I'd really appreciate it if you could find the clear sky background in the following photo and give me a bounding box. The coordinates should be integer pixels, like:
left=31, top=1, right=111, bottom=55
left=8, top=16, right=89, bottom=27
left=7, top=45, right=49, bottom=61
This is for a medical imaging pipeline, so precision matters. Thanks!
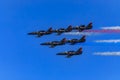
left=1, top=0, right=120, bottom=80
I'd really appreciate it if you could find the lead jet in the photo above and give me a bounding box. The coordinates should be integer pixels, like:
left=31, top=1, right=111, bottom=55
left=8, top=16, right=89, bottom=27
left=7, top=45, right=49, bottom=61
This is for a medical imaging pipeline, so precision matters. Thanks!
left=73, top=22, right=93, bottom=32
left=56, top=48, right=82, bottom=58
left=40, top=38, right=67, bottom=48
left=68, top=35, right=86, bottom=45
left=54, top=25, right=73, bottom=35
left=28, top=27, right=53, bottom=37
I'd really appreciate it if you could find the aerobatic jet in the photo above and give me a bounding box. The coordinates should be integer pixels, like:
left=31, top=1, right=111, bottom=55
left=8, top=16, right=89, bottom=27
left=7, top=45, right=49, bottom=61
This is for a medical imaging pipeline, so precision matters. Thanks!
left=73, top=22, right=93, bottom=32
left=54, top=25, right=73, bottom=35
left=40, top=38, right=67, bottom=48
left=68, top=35, right=86, bottom=45
left=56, top=48, right=82, bottom=58
left=28, top=27, right=53, bottom=37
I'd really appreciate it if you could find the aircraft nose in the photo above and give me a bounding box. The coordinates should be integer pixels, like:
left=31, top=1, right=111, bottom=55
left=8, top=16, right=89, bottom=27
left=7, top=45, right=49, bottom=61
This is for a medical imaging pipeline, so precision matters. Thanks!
left=28, top=33, right=32, bottom=35
left=40, top=43, right=45, bottom=45
left=28, top=32, right=37, bottom=35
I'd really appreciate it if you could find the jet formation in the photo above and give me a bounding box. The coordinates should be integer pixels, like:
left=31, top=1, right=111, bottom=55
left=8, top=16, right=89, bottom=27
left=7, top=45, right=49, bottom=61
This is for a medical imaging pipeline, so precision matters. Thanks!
left=40, top=35, right=86, bottom=48
left=28, top=22, right=92, bottom=37
left=28, top=22, right=93, bottom=58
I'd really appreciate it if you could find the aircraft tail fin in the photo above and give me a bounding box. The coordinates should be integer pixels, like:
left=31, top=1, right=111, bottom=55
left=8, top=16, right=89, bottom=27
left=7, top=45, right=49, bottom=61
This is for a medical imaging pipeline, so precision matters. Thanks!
left=61, top=38, right=67, bottom=43
left=80, top=35, right=86, bottom=40
left=66, top=25, right=72, bottom=31
left=48, top=27, right=52, bottom=32
left=76, top=48, right=82, bottom=54
left=86, top=22, right=92, bottom=29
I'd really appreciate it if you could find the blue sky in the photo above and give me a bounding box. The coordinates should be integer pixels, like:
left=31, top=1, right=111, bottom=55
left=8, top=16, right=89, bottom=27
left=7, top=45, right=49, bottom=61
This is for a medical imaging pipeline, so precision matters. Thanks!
left=1, top=0, right=120, bottom=80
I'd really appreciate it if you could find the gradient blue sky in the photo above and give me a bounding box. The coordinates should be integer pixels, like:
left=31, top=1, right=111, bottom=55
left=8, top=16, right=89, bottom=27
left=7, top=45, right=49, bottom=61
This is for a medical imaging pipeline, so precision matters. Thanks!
left=1, top=0, right=120, bottom=80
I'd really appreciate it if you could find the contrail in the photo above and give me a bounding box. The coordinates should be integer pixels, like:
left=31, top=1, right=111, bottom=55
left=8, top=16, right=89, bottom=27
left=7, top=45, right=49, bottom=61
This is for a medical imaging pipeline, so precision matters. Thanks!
left=95, top=39, right=120, bottom=43
left=94, top=52, right=120, bottom=56
left=64, top=32, right=100, bottom=36
left=101, top=26, right=120, bottom=30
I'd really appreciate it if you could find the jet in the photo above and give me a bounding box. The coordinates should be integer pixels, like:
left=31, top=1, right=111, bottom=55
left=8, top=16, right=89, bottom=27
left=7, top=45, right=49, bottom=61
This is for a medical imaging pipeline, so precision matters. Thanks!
left=28, top=27, right=53, bottom=37
left=40, top=38, right=67, bottom=48
left=56, top=48, right=82, bottom=58
left=54, top=25, right=73, bottom=35
left=68, top=35, right=86, bottom=45
left=73, top=22, right=93, bottom=32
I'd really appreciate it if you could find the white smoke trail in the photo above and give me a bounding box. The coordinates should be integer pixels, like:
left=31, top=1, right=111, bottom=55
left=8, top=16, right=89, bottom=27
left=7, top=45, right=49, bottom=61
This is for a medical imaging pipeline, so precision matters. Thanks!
left=94, top=52, right=120, bottom=56
left=64, top=32, right=100, bottom=36
left=101, top=26, right=120, bottom=30
left=95, top=39, right=120, bottom=43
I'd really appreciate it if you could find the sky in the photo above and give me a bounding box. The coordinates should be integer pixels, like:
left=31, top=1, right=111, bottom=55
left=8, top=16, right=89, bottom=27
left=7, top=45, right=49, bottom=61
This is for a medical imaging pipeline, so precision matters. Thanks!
left=1, top=0, right=120, bottom=80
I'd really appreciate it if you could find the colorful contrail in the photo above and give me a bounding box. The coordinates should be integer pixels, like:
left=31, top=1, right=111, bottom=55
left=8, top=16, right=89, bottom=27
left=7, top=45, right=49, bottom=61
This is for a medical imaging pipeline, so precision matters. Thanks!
left=94, top=52, right=120, bottom=56
left=64, top=26, right=120, bottom=36
left=101, top=26, right=120, bottom=30
left=64, top=32, right=100, bottom=36
left=95, top=39, right=120, bottom=43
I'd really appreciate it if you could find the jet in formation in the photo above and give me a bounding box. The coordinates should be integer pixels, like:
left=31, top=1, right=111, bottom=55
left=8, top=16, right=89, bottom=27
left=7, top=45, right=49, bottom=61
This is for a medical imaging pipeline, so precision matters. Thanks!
left=40, top=38, right=67, bottom=48
left=28, top=22, right=92, bottom=37
left=40, top=35, right=86, bottom=48
left=28, top=27, right=53, bottom=37
left=54, top=25, right=73, bottom=35
left=68, top=35, right=86, bottom=45
left=73, top=22, right=93, bottom=32
left=28, top=22, right=93, bottom=58
left=57, top=48, right=82, bottom=58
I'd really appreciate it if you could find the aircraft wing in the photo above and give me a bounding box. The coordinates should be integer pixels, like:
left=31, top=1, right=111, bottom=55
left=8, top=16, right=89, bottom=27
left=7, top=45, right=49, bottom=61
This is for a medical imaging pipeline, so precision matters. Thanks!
left=66, top=55, right=73, bottom=58
left=79, top=28, right=85, bottom=32
left=69, top=40, right=79, bottom=45
left=70, top=42, right=77, bottom=45
left=50, top=44, right=56, bottom=48
left=37, top=34, right=43, bottom=37
left=57, top=32, right=63, bottom=35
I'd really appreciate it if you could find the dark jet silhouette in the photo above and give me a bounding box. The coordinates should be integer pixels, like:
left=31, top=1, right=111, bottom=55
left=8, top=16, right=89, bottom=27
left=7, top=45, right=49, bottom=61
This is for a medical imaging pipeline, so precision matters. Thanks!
left=57, top=48, right=82, bottom=58
left=54, top=25, right=73, bottom=35
left=40, top=38, right=67, bottom=48
left=28, top=27, right=53, bottom=37
left=73, top=22, right=93, bottom=32
left=68, top=35, right=86, bottom=45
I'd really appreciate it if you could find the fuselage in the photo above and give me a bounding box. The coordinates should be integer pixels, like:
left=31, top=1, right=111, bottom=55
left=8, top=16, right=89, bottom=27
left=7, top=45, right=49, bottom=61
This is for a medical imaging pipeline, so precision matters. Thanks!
left=41, top=41, right=65, bottom=46
left=68, top=38, right=85, bottom=44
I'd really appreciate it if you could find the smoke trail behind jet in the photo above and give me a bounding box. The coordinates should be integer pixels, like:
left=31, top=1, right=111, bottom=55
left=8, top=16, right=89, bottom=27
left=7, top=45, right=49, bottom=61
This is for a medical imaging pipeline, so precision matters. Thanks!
left=101, top=26, right=120, bottom=30
left=64, top=32, right=100, bottom=36
left=94, top=52, right=120, bottom=56
left=95, top=39, right=120, bottom=43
